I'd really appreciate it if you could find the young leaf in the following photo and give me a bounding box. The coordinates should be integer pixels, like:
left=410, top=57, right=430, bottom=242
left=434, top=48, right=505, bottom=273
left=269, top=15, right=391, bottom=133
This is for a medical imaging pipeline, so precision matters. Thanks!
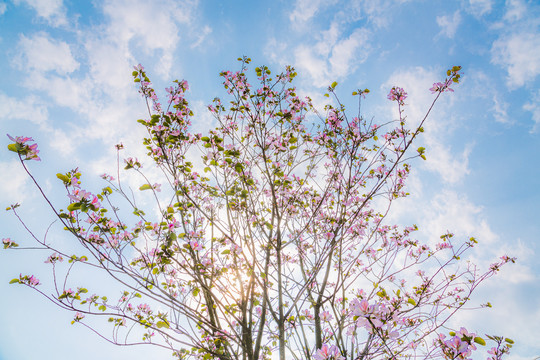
left=139, top=184, right=152, bottom=191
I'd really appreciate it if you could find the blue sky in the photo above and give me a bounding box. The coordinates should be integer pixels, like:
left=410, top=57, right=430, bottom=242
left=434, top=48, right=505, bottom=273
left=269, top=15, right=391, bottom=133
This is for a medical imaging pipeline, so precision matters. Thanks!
left=0, top=0, right=539, bottom=359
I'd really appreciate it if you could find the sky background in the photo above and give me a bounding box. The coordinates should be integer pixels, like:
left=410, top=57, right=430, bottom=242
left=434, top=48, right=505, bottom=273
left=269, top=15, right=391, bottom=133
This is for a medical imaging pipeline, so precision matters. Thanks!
left=0, top=0, right=539, bottom=359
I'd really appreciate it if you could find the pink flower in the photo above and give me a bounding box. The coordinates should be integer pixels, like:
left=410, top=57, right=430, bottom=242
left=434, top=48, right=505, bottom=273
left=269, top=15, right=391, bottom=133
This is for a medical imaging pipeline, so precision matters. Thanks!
left=387, top=87, right=407, bottom=105
left=45, top=253, right=63, bottom=264
left=2, top=238, right=18, bottom=249
left=313, top=344, right=344, bottom=360
left=189, top=240, right=203, bottom=251
left=19, top=274, right=40, bottom=286
left=100, top=173, right=115, bottom=181
left=320, top=311, right=333, bottom=322
left=74, top=312, right=85, bottom=322
left=7, top=134, right=41, bottom=161
left=430, top=78, right=455, bottom=94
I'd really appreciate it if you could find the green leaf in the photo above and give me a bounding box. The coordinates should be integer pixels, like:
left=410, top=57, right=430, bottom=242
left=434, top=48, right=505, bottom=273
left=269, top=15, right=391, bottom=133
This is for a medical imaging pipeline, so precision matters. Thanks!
left=67, top=202, right=81, bottom=212
left=504, top=338, right=514, bottom=344
left=156, top=320, right=170, bottom=329
left=9, top=278, right=20, bottom=284
left=139, top=184, right=152, bottom=191
left=7, top=144, right=20, bottom=153
left=192, top=288, right=200, bottom=297
left=56, top=173, right=70, bottom=183
left=474, top=337, right=486, bottom=346
left=234, top=163, right=244, bottom=173
left=407, top=298, right=416, bottom=306
left=330, top=81, right=338, bottom=89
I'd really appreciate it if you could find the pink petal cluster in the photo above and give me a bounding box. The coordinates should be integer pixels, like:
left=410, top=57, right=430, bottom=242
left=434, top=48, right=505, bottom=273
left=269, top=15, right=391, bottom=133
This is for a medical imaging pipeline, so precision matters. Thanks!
left=7, top=134, right=40, bottom=161
left=437, top=327, right=477, bottom=360
left=2, top=238, right=18, bottom=249
left=313, top=344, right=345, bottom=360
left=387, top=87, right=407, bottom=105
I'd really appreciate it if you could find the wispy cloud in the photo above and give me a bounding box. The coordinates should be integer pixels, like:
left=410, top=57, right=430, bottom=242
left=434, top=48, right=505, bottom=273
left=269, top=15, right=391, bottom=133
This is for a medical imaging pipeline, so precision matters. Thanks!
left=294, top=24, right=370, bottom=87
left=289, top=0, right=330, bottom=25
left=12, top=0, right=68, bottom=27
left=0, top=92, right=49, bottom=126
left=101, top=0, right=196, bottom=79
left=468, top=0, right=493, bottom=17
left=491, top=32, right=540, bottom=89
left=436, top=10, right=462, bottom=39
left=13, top=32, right=78, bottom=75
left=503, top=0, right=527, bottom=23
left=523, top=89, right=540, bottom=132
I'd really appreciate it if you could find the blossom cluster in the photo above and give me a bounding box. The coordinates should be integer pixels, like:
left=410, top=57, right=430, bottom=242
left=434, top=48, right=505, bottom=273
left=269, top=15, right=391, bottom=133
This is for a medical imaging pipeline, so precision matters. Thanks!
left=2, top=238, right=18, bottom=249
left=7, top=134, right=40, bottom=161
left=436, top=328, right=478, bottom=360
left=19, top=274, right=40, bottom=287
left=313, top=344, right=345, bottom=360
left=387, top=86, right=407, bottom=105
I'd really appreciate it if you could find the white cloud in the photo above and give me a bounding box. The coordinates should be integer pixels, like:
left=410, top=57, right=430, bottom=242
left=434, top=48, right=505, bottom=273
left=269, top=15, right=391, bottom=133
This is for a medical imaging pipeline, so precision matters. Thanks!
left=14, top=32, right=79, bottom=75
left=289, top=0, right=329, bottom=25
left=491, top=32, right=540, bottom=89
left=348, top=0, right=411, bottom=28
left=12, top=0, right=67, bottom=27
left=436, top=10, right=461, bottom=39
left=264, top=37, right=289, bottom=66
left=24, top=73, right=93, bottom=110
left=101, top=0, right=195, bottom=79
left=523, top=89, right=540, bottom=133
left=492, top=95, right=510, bottom=123
left=465, top=70, right=512, bottom=124
left=503, top=0, right=527, bottom=23
left=294, top=25, right=370, bottom=87
left=424, top=190, right=498, bottom=244
left=0, top=2, right=7, bottom=15
left=0, top=160, right=34, bottom=204
left=468, top=0, right=493, bottom=17
left=191, top=25, right=212, bottom=49
left=83, top=38, right=133, bottom=94
left=0, top=92, right=48, bottom=126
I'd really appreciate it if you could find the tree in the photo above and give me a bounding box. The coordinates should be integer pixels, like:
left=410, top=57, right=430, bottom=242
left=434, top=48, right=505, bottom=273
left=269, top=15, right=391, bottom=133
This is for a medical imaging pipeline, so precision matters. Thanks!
left=3, top=57, right=515, bottom=360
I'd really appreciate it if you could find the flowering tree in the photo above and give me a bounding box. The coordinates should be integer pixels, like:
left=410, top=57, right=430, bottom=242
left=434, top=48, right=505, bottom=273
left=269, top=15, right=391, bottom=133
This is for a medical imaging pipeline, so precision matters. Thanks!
left=4, top=57, right=515, bottom=360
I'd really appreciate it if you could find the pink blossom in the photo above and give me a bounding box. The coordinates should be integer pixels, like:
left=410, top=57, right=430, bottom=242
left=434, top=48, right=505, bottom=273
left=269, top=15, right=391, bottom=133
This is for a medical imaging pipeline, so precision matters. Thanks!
left=387, top=87, right=407, bottom=105
left=430, top=78, right=455, bottom=94
left=18, top=274, right=40, bottom=286
left=320, top=311, right=333, bottom=322
left=100, top=173, right=115, bottom=181
left=45, top=253, right=63, bottom=264
left=313, top=344, right=344, bottom=360
left=2, top=238, right=18, bottom=249
left=7, top=134, right=41, bottom=161
left=73, top=312, right=85, bottom=322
